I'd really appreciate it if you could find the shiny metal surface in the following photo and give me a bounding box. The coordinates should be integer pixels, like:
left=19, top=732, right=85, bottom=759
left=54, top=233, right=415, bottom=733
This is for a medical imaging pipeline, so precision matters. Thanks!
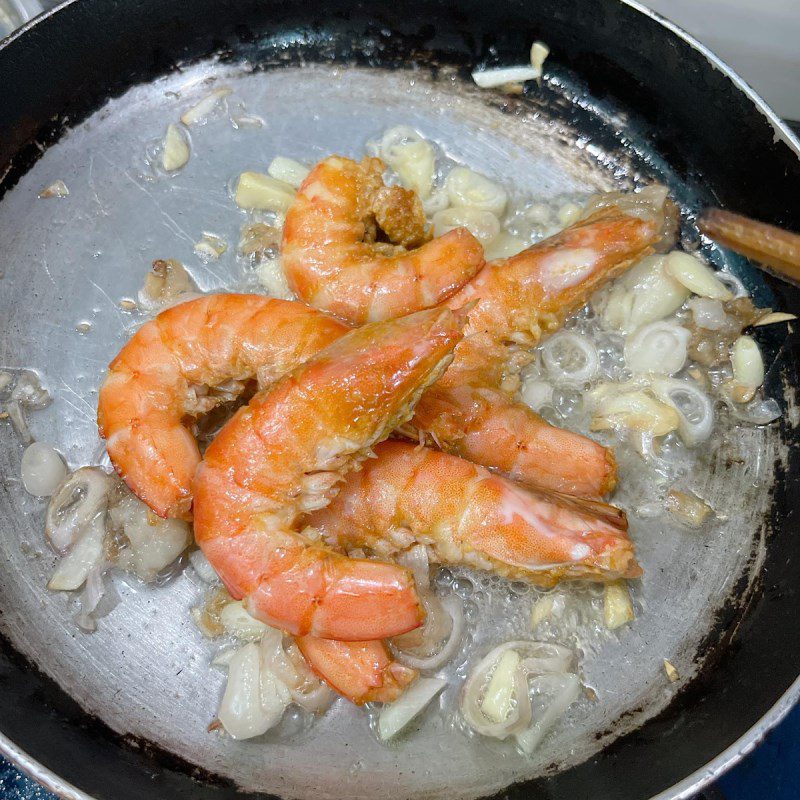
left=0, top=5, right=796, bottom=798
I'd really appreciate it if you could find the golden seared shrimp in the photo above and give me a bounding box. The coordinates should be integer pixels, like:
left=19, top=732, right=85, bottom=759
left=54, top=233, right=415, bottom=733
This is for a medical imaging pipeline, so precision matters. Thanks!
left=309, top=441, right=639, bottom=586
left=296, top=637, right=416, bottom=705
left=282, top=156, right=485, bottom=325
left=406, top=187, right=678, bottom=497
left=192, top=307, right=463, bottom=641
left=97, top=295, right=348, bottom=520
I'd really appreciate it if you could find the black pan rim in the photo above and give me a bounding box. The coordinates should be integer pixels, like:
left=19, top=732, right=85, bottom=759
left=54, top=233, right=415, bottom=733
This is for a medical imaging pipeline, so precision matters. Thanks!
left=1, top=0, right=799, bottom=798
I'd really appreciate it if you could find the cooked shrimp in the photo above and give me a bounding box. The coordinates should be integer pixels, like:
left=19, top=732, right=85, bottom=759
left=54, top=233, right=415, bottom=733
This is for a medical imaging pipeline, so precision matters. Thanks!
left=406, top=186, right=678, bottom=496
left=411, top=384, right=617, bottom=497
left=282, top=156, right=485, bottom=325
left=97, top=294, right=348, bottom=520
left=192, top=307, right=463, bottom=640
left=296, top=636, right=416, bottom=704
left=309, top=441, right=639, bottom=586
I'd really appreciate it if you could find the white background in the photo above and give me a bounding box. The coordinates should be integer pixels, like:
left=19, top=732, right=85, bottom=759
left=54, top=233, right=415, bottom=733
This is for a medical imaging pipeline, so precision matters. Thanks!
left=642, top=0, right=800, bottom=120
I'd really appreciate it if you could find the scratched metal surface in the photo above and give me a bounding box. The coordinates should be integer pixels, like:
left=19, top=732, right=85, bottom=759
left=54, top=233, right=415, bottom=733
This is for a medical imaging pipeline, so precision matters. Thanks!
left=0, top=62, right=783, bottom=799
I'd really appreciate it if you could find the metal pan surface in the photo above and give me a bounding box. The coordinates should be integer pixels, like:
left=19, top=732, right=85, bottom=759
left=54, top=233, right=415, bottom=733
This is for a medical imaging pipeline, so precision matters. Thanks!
left=0, top=1, right=798, bottom=799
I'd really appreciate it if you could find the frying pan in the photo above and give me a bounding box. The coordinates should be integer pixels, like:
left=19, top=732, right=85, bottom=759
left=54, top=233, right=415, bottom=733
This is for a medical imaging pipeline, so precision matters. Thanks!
left=1, top=1, right=799, bottom=798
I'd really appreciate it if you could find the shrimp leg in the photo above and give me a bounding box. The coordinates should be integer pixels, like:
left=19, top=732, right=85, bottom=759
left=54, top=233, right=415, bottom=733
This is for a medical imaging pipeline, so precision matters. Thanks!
left=192, top=307, right=464, bottom=640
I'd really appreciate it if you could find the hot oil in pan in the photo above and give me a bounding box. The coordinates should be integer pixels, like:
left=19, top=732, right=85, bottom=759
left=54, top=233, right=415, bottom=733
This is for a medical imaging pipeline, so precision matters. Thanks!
left=0, top=60, right=786, bottom=798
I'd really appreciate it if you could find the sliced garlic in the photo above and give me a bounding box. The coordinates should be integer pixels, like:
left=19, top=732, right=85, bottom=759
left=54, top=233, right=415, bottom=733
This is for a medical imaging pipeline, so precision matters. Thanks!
left=663, top=660, right=680, bottom=682
left=603, top=581, right=634, bottom=630
left=161, top=124, right=190, bottom=171
left=731, top=335, right=764, bottom=390
left=520, top=379, right=554, bottom=412
left=433, top=207, right=501, bottom=246
left=595, top=255, right=690, bottom=334
left=267, top=157, right=310, bottom=190
left=220, top=601, right=269, bottom=640
left=256, top=257, right=293, bottom=300
left=663, top=252, right=733, bottom=301
left=235, top=172, right=296, bottom=213
left=445, top=166, right=508, bottom=216
left=180, top=87, right=232, bottom=125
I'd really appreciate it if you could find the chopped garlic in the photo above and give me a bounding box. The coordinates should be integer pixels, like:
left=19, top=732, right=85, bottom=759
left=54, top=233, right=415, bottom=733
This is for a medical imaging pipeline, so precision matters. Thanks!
left=529, top=41, right=550, bottom=78
left=38, top=180, right=69, bottom=199
left=161, top=124, right=190, bottom=171
left=180, top=87, right=232, bottom=125
left=472, top=66, right=543, bottom=89
left=665, top=490, right=714, bottom=528
left=663, top=252, right=733, bottom=301
left=256, top=257, right=293, bottom=300
left=530, top=594, right=555, bottom=628
left=220, top=601, right=269, bottom=640
left=557, top=202, right=582, bottom=228
left=663, top=660, right=680, bottom=682
left=193, top=232, right=227, bottom=261
left=731, top=335, right=765, bottom=391
left=267, top=157, right=310, bottom=190
left=753, top=311, right=797, bottom=326
left=604, top=581, right=634, bottom=630
left=235, top=171, right=296, bottom=213
left=433, top=207, right=501, bottom=246
left=485, top=232, right=527, bottom=260
left=481, top=649, right=521, bottom=722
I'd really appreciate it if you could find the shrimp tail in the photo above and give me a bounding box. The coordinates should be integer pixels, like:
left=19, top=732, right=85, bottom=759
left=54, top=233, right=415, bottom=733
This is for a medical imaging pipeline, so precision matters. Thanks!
left=296, top=636, right=417, bottom=705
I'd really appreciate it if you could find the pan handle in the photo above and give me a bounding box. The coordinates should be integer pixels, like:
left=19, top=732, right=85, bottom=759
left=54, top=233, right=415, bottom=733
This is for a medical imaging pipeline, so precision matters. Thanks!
left=698, top=208, right=800, bottom=286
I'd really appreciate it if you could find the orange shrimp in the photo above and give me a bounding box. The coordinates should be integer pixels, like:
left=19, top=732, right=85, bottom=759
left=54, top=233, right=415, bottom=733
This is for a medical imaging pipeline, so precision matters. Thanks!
left=282, top=156, right=485, bottom=325
left=192, top=307, right=463, bottom=641
left=309, top=441, right=639, bottom=586
left=97, top=294, right=348, bottom=520
left=295, top=637, right=416, bottom=704
left=406, top=186, right=678, bottom=497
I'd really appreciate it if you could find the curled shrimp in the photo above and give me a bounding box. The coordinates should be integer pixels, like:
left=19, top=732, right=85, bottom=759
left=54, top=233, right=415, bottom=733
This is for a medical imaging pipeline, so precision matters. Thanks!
left=97, top=295, right=349, bottom=520
left=309, top=440, right=639, bottom=586
left=295, top=637, right=416, bottom=704
left=192, top=307, right=463, bottom=641
left=282, top=156, right=485, bottom=325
